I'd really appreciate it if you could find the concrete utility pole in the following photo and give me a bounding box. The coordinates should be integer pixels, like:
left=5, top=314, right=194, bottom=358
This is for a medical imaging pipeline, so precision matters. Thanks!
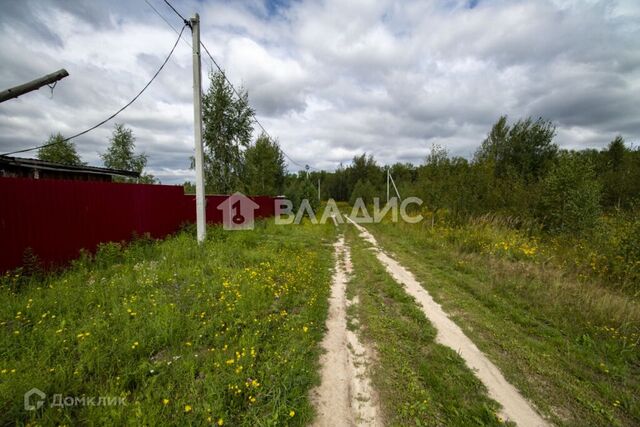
left=0, top=69, right=69, bottom=103
left=191, top=14, right=206, bottom=243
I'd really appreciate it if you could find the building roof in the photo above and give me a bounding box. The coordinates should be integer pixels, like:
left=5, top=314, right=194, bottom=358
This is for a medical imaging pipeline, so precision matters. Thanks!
left=0, top=155, right=140, bottom=179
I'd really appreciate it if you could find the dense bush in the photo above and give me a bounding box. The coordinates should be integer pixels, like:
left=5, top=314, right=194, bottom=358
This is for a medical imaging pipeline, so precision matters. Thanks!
left=537, top=154, right=602, bottom=234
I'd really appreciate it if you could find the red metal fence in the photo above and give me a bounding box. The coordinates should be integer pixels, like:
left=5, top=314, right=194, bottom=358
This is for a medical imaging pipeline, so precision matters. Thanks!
left=0, top=177, right=279, bottom=273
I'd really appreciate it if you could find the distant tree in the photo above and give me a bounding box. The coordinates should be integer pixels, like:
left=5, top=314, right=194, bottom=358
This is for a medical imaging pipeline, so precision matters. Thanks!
left=349, top=179, right=377, bottom=205
left=418, top=144, right=452, bottom=221
left=285, top=173, right=319, bottom=211
left=601, top=136, right=632, bottom=208
left=183, top=181, right=195, bottom=194
left=200, top=70, right=254, bottom=193
left=101, top=123, right=156, bottom=183
left=37, top=133, right=84, bottom=166
left=606, top=135, right=626, bottom=172
left=348, top=154, right=383, bottom=192
left=243, top=133, right=286, bottom=195
left=325, top=163, right=349, bottom=201
left=475, top=116, right=509, bottom=166
left=538, top=154, right=601, bottom=234
left=475, top=116, right=558, bottom=181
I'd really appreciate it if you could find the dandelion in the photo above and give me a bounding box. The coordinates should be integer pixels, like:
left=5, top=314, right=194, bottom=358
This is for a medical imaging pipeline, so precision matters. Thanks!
left=217, top=419, right=224, bottom=426
left=289, top=410, right=295, bottom=417
left=162, top=399, right=170, bottom=405
left=185, top=342, right=192, bottom=347
left=303, top=326, right=309, bottom=333
left=184, top=404, right=192, bottom=413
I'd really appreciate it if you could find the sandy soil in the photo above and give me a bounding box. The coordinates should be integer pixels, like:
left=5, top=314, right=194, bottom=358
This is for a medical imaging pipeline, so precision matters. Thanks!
left=310, top=236, right=382, bottom=427
left=347, top=218, right=549, bottom=427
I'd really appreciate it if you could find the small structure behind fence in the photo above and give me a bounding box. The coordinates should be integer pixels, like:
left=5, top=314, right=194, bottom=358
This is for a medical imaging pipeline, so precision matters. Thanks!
left=0, top=177, right=278, bottom=273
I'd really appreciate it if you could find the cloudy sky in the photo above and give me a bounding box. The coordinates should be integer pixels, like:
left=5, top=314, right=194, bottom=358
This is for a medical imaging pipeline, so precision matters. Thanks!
left=1, top=0, right=638, bottom=184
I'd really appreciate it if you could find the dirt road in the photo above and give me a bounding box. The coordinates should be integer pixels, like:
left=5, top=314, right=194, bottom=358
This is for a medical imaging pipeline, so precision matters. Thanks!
left=311, top=236, right=382, bottom=427
left=346, top=218, right=549, bottom=427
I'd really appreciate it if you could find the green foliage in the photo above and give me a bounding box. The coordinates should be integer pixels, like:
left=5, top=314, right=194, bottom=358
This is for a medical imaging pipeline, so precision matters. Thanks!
left=538, top=154, right=602, bottom=234
left=601, top=136, right=639, bottom=208
left=348, top=179, right=377, bottom=205
left=316, top=115, right=638, bottom=238
left=183, top=181, right=195, bottom=194
left=243, top=134, right=286, bottom=196
left=285, top=176, right=319, bottom=211
left=201, top=71, right=254, bottom=194
left=348, top=154, right=383, bottom=191
left=101, top=124, right=156, bottom=183
left=37, top=133, right=84, bottom=166
left=475, top=115, right=558, bottom=181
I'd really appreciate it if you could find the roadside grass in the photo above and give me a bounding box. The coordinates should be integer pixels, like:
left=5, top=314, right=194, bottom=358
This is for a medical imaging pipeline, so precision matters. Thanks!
left=344, top=226, right=510, bottom=427
left=0, top=219, right=335, bottom=426
left=364, top=220, right=640, bottom=426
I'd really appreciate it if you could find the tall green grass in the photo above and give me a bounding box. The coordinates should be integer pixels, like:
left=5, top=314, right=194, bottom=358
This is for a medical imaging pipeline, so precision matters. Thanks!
left=0, top=220, right=335, bottom=426
left=366, top=219, right=640, bottom=426
left=413, top=209, right=640, bottom=294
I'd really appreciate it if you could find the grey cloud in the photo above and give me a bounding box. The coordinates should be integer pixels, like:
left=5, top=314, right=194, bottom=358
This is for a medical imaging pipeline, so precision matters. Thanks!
left=1, top=0, right=639, bottom=183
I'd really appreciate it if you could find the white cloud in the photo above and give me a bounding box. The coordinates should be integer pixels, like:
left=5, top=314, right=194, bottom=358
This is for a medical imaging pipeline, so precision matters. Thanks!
left=0, top=0, right=639, bottom=184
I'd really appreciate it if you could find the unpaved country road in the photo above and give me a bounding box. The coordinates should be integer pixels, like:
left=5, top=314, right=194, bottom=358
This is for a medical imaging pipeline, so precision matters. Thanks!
left=311, top=236, right=382, bottom=427
left=347, top=218, right=550, bottom=427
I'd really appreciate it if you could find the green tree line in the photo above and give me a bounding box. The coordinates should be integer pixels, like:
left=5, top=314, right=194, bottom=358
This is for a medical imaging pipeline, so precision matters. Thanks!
left=312, top=116, right=639, bottom=235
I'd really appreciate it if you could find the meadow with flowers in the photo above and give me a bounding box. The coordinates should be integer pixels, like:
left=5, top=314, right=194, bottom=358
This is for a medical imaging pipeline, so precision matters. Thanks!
left=0, top=220, right=335, bottom=425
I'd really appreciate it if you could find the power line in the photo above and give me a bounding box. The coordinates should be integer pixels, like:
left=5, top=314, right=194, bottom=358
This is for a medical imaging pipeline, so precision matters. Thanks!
left=199, top=41, right=318, bottom=171
left=163, top=0, right=190, bottom=26
left=2, top=24, right=188, bottom=157
left=160, top=0, right=318, bottom=171
left=144, top=0, right=191, bottom=48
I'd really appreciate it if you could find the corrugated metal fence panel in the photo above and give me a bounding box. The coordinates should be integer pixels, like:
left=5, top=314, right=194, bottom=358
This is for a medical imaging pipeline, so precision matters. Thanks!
left=0, top=178, right=278, bottom=273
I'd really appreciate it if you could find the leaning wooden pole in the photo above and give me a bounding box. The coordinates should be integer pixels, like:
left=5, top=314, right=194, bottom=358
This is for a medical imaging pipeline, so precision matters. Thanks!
left=0, top=69, right=69, bottom=103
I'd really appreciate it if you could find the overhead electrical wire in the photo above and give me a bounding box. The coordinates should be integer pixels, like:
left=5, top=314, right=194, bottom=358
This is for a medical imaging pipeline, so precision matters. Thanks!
left=144, top=0, right=192, bottom=48
left=160, top=0, right=319, bottom=172
left=1, top=24, right=188, bottom=157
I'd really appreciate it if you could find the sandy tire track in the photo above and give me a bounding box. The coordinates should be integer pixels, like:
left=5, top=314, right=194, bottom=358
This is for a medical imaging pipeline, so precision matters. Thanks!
left=310, top=236, right=382, bottom=427
left=347, top=218, right=550, bottom=427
